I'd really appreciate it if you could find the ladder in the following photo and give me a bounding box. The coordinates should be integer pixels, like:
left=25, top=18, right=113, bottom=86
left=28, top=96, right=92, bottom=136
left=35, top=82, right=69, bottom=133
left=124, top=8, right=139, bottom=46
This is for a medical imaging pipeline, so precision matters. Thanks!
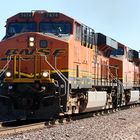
left=109, top=69, right=124, bottom=93
left=109, top=69, right=124, bottom=106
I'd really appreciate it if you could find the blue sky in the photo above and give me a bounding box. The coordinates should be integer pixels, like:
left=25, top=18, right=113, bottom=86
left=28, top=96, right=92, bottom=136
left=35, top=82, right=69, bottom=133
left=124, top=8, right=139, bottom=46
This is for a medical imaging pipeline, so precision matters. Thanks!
left=0, top=0, right=140, bottom=51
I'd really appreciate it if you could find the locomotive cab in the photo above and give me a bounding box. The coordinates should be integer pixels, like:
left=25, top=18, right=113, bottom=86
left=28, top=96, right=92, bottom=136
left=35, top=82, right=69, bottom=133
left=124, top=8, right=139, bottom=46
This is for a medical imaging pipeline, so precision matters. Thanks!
left=4, top=11, right=73, bottom=39
left=0, top=11, right=75, bottom=119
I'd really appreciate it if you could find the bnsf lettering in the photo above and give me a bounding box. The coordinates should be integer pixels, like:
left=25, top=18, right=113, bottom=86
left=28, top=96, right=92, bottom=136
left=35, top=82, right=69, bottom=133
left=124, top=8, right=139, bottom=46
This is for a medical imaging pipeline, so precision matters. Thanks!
left=19, top=49, right=35, bottom=55
left=5, top=48, right=65, bottom=56
left=5, top=49, right=18, bottom=56
left=38, top=49, right=51, bottom=55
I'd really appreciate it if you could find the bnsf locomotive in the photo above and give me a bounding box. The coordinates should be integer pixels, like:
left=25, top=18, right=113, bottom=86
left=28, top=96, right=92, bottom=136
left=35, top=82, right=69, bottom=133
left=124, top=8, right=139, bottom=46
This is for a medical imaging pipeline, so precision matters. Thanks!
left=0, top=10, right=139, bottom=119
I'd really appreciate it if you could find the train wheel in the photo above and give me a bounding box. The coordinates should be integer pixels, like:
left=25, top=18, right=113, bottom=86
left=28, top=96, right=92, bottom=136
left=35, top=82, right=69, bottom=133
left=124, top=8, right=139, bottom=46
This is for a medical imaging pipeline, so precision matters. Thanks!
left=124, top=90, right=131, bottom=105
left=79, top=92, right=88, bottom=113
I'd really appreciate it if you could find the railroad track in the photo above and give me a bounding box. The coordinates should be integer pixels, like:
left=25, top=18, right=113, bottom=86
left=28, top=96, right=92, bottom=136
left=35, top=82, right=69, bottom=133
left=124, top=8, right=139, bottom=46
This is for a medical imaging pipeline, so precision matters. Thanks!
left=0, top=103, right=139, bottom=137
left=0, top=121, right=46, bottom=136
left=0, top=118, right=70, bottom=136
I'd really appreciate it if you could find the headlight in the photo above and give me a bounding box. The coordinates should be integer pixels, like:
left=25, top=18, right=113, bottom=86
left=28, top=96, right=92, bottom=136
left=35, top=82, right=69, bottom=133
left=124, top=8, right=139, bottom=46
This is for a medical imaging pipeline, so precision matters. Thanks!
left=8, top=86, right=13, bottom=90
left=41, top=86, right=46, bottom=90
left=42, top=71, right=49, bottom=78
left=29, top=36, right=35, bottom=47
left=6, top=71, right=12, bottom=77
left=29, top=42, right=34, bottom=47
left=29, top=37, right=35, bottom=42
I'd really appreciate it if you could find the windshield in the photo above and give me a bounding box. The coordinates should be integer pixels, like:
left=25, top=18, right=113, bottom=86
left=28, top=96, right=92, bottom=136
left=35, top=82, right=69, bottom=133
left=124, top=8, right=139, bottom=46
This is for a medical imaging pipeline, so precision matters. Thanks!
left=40, top=22, right=72, bottom=34
left=7, top=22, right=36, bottom=37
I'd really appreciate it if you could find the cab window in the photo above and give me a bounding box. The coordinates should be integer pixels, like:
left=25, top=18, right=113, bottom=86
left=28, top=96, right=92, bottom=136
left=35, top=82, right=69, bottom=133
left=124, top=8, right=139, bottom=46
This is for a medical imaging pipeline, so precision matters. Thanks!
left=75, top=23, right=81, bottom=40
left=40, top=22, right=72, bottom=34
left=111, top=47, right=124, bottom=56
left=6, top=22, right=36, bottom=37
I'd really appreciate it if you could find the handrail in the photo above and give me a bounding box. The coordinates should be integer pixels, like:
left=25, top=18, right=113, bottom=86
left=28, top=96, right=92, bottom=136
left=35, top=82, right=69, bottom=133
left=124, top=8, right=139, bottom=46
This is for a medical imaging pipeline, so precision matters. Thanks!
left=0, top=56, right=12, bottom=78
left=54, top=62, right=70, bottom=99
left=40, top=54, right=69, bottom=97
left=1, top=54, right=70, bottom=97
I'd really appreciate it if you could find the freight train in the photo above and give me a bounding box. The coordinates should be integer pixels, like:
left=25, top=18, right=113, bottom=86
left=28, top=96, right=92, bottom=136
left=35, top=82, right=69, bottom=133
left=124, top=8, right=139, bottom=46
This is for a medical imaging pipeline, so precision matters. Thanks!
left=0, top=10, right=139, bottom=119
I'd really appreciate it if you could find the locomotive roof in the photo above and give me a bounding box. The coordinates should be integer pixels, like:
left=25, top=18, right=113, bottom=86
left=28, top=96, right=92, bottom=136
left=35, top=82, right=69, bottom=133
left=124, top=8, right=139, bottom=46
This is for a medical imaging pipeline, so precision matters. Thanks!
left=6, top=10, right=139, bottom=55
left=6, top=10, right=74, bottom=23
left=6, top=10, right=95, bottom=32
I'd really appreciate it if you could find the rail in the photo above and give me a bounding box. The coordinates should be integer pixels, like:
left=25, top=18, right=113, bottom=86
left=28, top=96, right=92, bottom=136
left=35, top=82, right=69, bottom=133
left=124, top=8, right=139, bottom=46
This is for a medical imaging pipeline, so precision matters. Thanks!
left=0, top=121, right=46, bottom=136
left=0, top=103, right=139, bottom=137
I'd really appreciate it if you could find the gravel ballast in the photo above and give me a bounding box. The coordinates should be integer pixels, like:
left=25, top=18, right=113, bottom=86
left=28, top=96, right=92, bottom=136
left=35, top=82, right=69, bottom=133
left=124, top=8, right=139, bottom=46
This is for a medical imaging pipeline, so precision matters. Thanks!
left=1, top=107, right=140, bottom=140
